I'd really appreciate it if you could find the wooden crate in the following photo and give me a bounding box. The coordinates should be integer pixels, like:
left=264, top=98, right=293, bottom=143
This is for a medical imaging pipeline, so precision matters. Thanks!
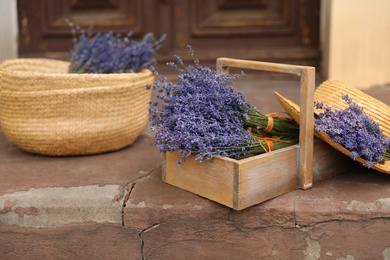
left=162, top=58, right=353, bottom=210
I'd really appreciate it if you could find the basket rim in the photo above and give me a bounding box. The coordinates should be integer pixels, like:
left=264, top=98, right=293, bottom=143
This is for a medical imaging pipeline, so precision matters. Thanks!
left=0, top=58, right=153, bottom=79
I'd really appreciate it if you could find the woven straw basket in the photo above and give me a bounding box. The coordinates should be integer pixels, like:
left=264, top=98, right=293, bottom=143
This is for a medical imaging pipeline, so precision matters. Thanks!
left=0, top=58, right=154, bottom=156
left=275, top=79, right=390, bottom=174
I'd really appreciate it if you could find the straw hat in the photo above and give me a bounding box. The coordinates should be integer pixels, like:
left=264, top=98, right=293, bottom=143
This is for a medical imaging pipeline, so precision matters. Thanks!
left=274, top=79, right=390, bottom=174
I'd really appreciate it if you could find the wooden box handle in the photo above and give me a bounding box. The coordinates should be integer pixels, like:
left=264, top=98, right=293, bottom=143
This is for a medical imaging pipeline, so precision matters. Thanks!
left=216, top=58, right=315, bottom=189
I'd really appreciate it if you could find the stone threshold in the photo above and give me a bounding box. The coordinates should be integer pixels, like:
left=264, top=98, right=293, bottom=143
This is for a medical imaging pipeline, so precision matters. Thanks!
left=2, top=134, right=390, bottom=259
left=2, top=82, right=390, bottom=258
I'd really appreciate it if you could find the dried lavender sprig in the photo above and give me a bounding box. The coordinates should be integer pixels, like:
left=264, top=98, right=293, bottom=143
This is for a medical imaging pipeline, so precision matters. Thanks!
left=66, top=20, right=166, bottom=74
left=147, top=45, right=301, bottom=164
left=147, top=45, right=257, bottom=164
left=315, top=94, right=390, bottom=168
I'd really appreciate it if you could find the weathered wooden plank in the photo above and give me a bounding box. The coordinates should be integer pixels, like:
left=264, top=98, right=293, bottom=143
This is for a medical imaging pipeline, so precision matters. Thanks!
left=164, top=152, right=235, bottom=208
left=217, top=58, right=305, bottom=76
left=236, top=145, right=298, bottom=210
left=163, top=140, right=350, bottom=210
left=312, top=139, right=354, bottom=182
left=298, top=67, right=315, bottom=189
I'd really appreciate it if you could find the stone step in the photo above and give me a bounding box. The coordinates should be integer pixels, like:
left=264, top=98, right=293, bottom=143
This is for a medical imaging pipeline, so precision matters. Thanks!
left=1, top=80, right=390, bottom=259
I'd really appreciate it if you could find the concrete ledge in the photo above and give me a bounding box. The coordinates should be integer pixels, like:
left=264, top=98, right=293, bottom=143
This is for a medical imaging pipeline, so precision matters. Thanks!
left=138, top=218, right=390, bottom=259
left=124, top=165, right=390, bottom=228
left=1, top=82, right=390, bottom=259
left=2, top=133, right=390, bottom=260
left=122, top=166, right=390, bottom=259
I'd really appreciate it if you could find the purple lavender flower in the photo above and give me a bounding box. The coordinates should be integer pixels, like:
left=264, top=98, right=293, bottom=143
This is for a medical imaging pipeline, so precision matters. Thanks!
left=67, top=21, right=165, bottom=74
left=314, top=94, right=390, bottom=168
left=147, top=46, right=257, bottom=164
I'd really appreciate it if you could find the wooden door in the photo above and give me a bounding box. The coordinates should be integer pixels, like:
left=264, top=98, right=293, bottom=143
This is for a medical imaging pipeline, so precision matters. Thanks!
left=17, top=0, right=320, bottom=71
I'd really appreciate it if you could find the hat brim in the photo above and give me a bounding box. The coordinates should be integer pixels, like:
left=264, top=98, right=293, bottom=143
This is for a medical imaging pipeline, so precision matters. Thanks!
left=274, top=79, right=390, bottom=174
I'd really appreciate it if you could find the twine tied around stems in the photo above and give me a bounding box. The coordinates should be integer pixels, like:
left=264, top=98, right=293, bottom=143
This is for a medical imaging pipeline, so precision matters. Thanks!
left=252, top=134, right=294, bottom=153
left=249, top=112, right=295, bottom=152
left=263, top=112, right=293, bottom=133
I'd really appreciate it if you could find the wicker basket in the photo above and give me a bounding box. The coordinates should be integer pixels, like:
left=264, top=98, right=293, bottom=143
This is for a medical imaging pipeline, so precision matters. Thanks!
left=0, top=58, right=154, bottom=156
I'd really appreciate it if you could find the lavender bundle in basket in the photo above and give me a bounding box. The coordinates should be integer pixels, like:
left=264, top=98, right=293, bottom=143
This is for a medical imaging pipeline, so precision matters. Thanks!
left=147, top=46, right=300, bottom=164
left=67, top=20, right=166, bottom=74
left=315, top=94, right=390, bottom=168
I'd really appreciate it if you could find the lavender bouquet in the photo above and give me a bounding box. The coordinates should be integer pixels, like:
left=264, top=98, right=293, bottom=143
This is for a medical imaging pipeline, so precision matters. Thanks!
left=315, top=94, right=390, bottom=168
left=67, top=20, right=166, bottom=74
left=147, top=46, right=300, bottom=164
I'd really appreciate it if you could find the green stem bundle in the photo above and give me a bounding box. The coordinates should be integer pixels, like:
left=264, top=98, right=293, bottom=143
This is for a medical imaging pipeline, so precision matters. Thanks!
left=244, top=108, right=300, bottom=155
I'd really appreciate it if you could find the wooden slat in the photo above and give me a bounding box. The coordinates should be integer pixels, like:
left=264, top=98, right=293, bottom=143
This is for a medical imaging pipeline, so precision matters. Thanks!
left=217, top=58, right=305, bottom=76
left=164, top=152, right=236, bottom=208
left=298, top=67, right=315, bottom=189
left=312, top=139, right=354, bottom=182
left=236, top=145, right=299, bottom=210
left=163, top=139, right=352, bottom=210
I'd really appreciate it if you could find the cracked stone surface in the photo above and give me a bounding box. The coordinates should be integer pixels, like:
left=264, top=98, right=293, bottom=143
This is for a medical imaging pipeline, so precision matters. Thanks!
left=0, top=133, right=161, bottom=196
left=140, top=218, right=308, bottom=259
left=123, top=168, right=231, bottom=230
left=0, top=223, right=142, bottom=260
left=1, top=80, right=390, bottom=259
left=123, top=165, right=390, bottom=229
left=138, top=218, right=390, bottom=260
left=0, top=185, right=122, bottom=228
left=294, top=168, right=390, bottom=225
